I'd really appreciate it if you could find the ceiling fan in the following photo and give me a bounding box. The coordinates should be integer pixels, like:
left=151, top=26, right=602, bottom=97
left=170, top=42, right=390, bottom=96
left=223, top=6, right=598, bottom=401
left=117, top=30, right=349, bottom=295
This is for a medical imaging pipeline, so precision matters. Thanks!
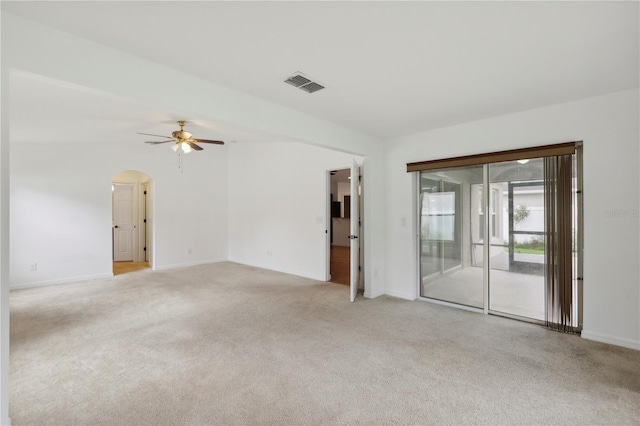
left=139, top=121, right=224, bottom=154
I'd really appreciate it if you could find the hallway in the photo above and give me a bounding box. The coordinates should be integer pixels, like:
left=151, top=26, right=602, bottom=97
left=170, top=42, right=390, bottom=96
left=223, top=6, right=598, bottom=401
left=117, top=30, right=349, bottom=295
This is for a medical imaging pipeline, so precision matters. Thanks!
left=329, top=246, right=350, bottom=285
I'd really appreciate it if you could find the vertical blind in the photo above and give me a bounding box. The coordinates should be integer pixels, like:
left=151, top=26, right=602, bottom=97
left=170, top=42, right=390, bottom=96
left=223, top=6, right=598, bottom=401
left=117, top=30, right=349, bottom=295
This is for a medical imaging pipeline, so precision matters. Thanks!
left=544, top=154, right=576, bottom=332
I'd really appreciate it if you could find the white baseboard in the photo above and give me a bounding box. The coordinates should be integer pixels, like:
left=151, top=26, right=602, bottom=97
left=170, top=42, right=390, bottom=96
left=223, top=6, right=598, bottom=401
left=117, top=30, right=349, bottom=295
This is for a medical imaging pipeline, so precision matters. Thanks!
left=383, top=289, right=416, bottom=301
left=10, top=273, right=113, bottom=290
left=11, top=260, right=229, bottom=289
left=226, top=258, right=325, bottom=282
left=364, top=290, right=384, bottom=299
left=581, top=330, right=640, bottom=351
left=152, top=258, right=226, bottom=271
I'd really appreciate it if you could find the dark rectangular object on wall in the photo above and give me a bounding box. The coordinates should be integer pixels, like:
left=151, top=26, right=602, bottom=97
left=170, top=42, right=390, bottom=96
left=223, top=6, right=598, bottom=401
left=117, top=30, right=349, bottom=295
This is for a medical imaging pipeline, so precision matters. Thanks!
left=331, top=201, right=341, bottom=218
left=344, top=196, right=351, bottom=218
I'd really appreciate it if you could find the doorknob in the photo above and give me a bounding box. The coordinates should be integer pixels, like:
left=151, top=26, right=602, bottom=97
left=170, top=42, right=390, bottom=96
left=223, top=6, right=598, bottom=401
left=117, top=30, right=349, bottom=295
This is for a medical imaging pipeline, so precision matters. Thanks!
left=114, top=225, right=119, bottom=228
left=348, top=235, right=358, bottom=239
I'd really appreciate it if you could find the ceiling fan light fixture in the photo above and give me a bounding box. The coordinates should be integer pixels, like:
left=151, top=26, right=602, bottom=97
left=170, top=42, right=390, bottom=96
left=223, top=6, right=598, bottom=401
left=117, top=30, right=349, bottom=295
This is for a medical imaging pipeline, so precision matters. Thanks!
left=141, top=121, right=224, bottom=153
left=171, top=142, right=192, bottom=154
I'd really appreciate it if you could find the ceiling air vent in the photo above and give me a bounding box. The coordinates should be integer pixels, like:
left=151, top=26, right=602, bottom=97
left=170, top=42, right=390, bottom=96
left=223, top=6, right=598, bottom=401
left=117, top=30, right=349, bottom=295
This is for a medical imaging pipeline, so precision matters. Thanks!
left=284, top=73, right=325, bottom=94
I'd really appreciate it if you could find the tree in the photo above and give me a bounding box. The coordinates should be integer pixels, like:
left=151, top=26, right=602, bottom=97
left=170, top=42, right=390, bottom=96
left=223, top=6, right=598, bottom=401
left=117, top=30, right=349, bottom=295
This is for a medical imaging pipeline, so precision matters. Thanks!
left=514, top=203, right=530, bottom=224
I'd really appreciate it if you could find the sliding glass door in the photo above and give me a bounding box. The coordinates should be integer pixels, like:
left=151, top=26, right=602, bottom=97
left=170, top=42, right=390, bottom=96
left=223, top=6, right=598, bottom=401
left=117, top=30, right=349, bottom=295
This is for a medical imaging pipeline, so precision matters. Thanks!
left=488, top=159, right=545, bottom=320
left=414, top=143, right=582, bottom=331
left=420, top=166, right=483, bottom=308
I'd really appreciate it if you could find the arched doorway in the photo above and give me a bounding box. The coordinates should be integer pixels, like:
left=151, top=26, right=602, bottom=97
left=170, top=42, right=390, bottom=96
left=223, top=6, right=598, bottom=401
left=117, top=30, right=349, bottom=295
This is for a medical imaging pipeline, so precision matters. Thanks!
left=112, top=170, right=153, bottom=275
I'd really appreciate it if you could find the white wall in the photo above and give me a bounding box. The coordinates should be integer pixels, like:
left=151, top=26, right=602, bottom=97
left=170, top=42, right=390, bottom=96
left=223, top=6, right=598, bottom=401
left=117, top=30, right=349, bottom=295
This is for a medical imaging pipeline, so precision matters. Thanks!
left=10, top=142, right=228, bottom=288
left=228, top=142, right=361, bottom=281
left=385, top=89, right=640, bottom=349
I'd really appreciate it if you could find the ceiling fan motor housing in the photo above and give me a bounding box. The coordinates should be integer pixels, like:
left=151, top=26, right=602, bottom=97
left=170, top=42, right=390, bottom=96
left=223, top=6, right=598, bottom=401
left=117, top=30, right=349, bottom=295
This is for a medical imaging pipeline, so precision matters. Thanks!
left=172, top=130, right=192, bottom=140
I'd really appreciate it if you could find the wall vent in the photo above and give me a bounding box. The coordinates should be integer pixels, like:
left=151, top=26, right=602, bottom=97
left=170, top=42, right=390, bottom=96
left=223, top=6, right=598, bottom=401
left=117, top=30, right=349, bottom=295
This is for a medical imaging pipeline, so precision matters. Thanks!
left=284, top=73, right=325, bottom=93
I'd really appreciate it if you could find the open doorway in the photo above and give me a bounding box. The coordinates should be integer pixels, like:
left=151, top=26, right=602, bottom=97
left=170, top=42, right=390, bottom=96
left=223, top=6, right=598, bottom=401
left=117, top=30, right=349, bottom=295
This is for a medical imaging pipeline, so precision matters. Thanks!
left=327, top=166, right=363, bottom=297
left=112, top=170, right=152, bottom=275
left=328, top=168, right=351, bottom=285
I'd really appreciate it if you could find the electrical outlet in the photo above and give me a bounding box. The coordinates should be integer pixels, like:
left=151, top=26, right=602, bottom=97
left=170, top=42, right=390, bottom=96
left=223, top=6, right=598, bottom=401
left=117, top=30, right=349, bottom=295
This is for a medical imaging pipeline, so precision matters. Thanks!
left=29, top=263, right=37, bottom=272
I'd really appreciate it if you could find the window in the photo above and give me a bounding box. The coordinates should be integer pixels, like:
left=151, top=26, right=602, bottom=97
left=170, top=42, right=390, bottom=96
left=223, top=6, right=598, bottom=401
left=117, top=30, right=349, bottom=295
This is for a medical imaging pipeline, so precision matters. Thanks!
left=491, top=188, right=499, bottom=238
left=423, top=192, right=455, bottom=241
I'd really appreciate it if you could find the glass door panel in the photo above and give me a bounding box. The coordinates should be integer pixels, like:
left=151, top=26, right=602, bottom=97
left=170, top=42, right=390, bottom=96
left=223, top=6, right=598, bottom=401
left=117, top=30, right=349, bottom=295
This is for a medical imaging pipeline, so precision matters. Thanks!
left=488, top=159, right=545, bottom=320
left=420, top=166, right=483, bottom=308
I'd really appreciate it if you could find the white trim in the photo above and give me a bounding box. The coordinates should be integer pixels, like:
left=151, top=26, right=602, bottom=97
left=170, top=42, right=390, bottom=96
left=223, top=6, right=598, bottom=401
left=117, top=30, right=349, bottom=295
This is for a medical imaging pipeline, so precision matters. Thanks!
left=483, top=164, right=490, bottom=314
left=383, top=290, right=416, bottom=301
left=413, top=173, right=421, bottom=305
left=581, top=330, right=640, bottom=351
left=325, top=169, right=332, bottom=282
left=226, top=258, right=328, bottom=282
left=10, top=273, right=114, bottom=290
left=152, top=258, right=226, bottom=271
left=364, top=289, right=384, bottom=299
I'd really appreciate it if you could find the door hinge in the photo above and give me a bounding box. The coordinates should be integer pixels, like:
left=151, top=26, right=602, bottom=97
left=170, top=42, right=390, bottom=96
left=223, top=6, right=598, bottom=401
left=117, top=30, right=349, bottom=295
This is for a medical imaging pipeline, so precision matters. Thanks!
left=144, top=190, right=147, bottom=195
left=144, top=247, right=147, bottom=251
left=144, top=219, right=147, bottom=223
left=358, top=266, right=361, bottom=271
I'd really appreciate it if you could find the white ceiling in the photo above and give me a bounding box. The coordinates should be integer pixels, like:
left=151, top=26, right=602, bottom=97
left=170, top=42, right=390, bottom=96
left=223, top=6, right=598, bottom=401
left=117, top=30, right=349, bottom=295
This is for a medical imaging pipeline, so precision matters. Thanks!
left=4, top=1, right=639, bottom=141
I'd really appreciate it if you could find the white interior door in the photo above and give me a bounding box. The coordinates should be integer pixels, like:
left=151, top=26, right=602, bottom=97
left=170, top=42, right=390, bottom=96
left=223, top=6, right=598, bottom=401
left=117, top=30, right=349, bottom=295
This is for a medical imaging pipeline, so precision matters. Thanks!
left=113, top=183, right=134, bottom=261
left=349, top=160, right=360, bottom=302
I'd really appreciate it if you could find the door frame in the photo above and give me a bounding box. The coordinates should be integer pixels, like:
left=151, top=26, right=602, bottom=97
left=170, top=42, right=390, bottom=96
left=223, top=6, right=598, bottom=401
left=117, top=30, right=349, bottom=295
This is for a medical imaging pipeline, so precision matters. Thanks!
left=111, top=172, right=154, bottom=268
left=143, top=182, right=151, bottom=263
left=325, top=165, right=363, bottom=295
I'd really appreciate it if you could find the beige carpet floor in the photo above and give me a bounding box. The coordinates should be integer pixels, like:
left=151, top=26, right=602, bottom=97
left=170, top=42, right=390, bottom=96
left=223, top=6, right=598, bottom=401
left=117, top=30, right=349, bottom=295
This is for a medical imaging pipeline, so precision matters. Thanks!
left=9, top=262, right=640, bottom=425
